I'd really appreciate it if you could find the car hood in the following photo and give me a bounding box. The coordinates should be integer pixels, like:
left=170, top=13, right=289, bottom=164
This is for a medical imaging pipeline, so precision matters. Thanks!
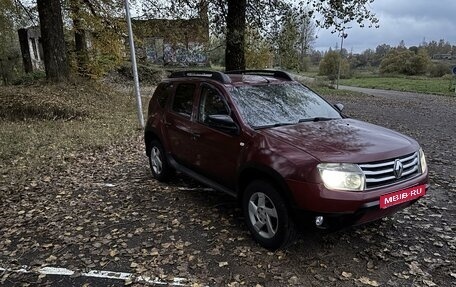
left=259, top=118, right=418, bottom=163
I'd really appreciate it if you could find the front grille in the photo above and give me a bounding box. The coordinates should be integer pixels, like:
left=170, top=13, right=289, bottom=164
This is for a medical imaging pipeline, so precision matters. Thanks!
left=359, top=152, right=420, bottom=189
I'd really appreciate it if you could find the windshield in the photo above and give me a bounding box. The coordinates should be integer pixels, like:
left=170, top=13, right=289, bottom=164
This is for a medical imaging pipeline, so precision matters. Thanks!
left=231, top=83, right=342, bottom=128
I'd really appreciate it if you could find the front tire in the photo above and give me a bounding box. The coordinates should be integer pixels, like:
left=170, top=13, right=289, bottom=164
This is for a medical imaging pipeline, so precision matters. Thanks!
left=242, top=180, right=295, bottom=250
left=148, top=140, right=174, bottom=182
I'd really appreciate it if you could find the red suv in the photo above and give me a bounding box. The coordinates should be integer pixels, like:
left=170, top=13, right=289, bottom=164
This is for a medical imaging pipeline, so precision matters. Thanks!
left=144, top=70, right=429, bottom=249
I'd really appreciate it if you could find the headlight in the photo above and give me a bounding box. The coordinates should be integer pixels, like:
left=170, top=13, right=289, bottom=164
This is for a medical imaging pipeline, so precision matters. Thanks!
left=317, top=163, right=365, bottom=191
left=419, top=148, right=427, bottom=174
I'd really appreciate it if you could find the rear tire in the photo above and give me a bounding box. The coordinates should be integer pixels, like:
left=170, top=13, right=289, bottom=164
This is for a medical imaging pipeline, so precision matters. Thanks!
left=242, top=180, right=295, bottom=250
left=148, top=140, right=174, bottom=182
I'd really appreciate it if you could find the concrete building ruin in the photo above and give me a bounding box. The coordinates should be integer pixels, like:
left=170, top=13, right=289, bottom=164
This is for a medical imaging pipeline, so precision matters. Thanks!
left=17, top=26, right=44, bottom=73
left=131, top=6, right=209, bottom=67
left=17, top=5, right=210, bottom=73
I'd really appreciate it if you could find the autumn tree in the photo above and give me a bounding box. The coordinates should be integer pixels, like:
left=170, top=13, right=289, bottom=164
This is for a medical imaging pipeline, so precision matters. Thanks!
left=420, top=39, right=452, bottom=58
left=297, top=13, right=315, bottom=71
left=225, top=0, right=246, bottom=70
left=141, top=0, right=379, bottom=70
left=274, top=9, right=316, bottom=71
left=379, top=48, right=430, bottom=75
left=0, top=0, right=21, bottom=84
left=245, top=28, right=273, bottom=69
left=69, top=0, right=89, bottom=75
left=66, top=0, right=125, bottom=77
left=276, top=11, right=300, bottom=70
left=319, top=49, right=350, bottom=80
left=36, top=0, right=70, bottom=82
left=208, top=36, right=225, bottom=67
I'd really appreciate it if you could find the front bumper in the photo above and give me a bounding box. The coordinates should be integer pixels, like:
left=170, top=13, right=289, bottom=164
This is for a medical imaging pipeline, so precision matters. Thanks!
left=287, top=173, right=429, bottom=228
left=294, top=199, right=420, bottom=230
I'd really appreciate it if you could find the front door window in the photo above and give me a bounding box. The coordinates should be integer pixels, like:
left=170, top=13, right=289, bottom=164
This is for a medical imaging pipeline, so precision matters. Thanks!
left=199, top=86, right=229, bottom=124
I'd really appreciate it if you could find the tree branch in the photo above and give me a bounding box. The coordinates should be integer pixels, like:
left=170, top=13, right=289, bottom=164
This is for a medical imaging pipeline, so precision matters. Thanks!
left=14, top=0, right=36, bottom=26
left=82, top=0, right=98, bottom=16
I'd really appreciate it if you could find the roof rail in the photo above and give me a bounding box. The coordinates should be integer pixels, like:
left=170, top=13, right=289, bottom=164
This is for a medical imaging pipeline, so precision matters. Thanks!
left=169, top=70, right=232, bottom=84
left=225, top=70, right=294, bottom=81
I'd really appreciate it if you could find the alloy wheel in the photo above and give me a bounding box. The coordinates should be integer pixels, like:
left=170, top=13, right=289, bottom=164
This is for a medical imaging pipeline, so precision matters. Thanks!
left=248, top=192, right=279, bottom=239
left=150, top=146, right=163, bottom=175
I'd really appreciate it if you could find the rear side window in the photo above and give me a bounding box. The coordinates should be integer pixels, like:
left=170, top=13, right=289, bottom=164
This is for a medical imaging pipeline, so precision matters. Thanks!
left=172, top=84, right=195, bottom=117
left=154, top=83, right=172, bottom=108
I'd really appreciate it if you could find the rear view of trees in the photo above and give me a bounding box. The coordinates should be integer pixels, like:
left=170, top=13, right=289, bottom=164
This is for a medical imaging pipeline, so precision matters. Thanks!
left=1, top=0, right=125, bottom=82
left=332, top=39, right=454, bottom=79
left=141, top=0, right=379, bottom=70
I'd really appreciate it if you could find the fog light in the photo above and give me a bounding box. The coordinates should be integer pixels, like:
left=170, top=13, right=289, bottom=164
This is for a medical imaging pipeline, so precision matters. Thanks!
left=315, top=216, right=324, bottom=227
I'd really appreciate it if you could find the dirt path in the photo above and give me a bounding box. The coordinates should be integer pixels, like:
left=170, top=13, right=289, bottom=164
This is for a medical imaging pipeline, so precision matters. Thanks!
left=338, top=85, right=447, bottom=100
left=1, top=88, right=455, bottom=287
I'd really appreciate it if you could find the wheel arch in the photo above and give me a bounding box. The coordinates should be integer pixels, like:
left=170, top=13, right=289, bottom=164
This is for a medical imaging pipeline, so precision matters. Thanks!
left=237, top=164, right=295, bottom=208
left=144, top=130, right=161, bottom=157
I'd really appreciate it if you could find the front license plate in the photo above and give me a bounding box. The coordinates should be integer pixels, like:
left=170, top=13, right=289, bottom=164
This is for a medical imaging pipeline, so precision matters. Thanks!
left=380, top=185, right=426, bottom=209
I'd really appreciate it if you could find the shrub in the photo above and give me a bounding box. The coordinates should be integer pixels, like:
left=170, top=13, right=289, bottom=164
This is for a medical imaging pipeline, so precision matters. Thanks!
left=429, top=62, right=451, bottom=77
left=117, top=62, right=165, bottom=85
left=380, top=48, right=430, bottom=75
left=12, top=71, right=46, bottom=85
left=319, top=50, right=350, bottom=80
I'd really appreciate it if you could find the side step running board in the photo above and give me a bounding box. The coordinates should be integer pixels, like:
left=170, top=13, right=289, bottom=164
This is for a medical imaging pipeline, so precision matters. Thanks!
left=168, top=157, right=237, bottom=198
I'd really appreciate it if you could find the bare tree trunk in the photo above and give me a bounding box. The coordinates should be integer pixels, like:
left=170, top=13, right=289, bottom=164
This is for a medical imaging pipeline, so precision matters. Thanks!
left=225, top=0, right=246, bottom=71
left=70, top=0, right=89, bottom=75
left=37, top=0, right=70, bottom=82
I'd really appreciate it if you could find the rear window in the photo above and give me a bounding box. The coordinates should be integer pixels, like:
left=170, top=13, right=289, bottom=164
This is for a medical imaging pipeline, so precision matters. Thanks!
left=172, top=84, right=196, bottom=117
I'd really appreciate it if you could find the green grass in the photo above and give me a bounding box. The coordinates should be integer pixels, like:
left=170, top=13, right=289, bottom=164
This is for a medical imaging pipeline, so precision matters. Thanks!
left=340, top=76, right=456, bottom=96
left=0, top=82, right=142, bottom=179
left=311, top=86, right=360, bottom=97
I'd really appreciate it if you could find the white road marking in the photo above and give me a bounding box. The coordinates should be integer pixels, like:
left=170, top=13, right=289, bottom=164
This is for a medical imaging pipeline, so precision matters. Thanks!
left=0, top=265, right=190, bottom=286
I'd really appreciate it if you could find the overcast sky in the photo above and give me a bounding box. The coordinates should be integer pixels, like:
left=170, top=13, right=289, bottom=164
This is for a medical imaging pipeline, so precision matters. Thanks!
left=313, top=0, right=456, bottom=53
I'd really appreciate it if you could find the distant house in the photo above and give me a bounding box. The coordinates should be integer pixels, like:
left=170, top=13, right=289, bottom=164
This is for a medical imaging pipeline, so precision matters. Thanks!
left=131, top=7, right=209, bottom=67
left=432, top=53, right=453, bottom=60
left=17, top=26, right=44, bottom=73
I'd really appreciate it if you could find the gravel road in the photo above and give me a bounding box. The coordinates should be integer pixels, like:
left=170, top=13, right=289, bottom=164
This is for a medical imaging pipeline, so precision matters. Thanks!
left=1, top=88, right=455, bottom=287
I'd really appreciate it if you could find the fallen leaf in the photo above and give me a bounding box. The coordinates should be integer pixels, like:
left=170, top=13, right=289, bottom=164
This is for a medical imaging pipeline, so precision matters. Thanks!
left=423, top=279, right=437, bottom=287
left=342, top=271, right=352, bottom=278
left=358, top=276, right=379, bottom=286
left=45, top=255, right=57, bottom=262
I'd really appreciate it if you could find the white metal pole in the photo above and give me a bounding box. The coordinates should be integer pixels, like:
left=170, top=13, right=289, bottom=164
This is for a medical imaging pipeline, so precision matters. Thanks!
left=336, top=34, right=344, bottom=90
left=124, top=0, right=144, bottom=128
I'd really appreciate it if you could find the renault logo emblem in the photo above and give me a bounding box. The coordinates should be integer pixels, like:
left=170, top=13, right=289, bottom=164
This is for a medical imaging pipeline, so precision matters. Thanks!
left=393, top=159, right=404, bottom=179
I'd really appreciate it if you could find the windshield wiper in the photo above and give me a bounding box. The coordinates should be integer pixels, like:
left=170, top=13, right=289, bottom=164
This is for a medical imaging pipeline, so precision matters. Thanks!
left=253, top=122, right=295, bottom=129
left=298, top=117, right=335, bottom=123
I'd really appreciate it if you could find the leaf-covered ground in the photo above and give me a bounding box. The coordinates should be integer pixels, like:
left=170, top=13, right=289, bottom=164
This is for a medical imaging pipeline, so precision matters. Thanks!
left=1, top=84, right=455, bottom=286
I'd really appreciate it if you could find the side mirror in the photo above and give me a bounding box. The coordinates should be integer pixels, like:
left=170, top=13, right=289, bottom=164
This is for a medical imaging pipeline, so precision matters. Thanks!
left=207, top=114, right=239, bottom=134
left=334, top=103, right=344, bottom=112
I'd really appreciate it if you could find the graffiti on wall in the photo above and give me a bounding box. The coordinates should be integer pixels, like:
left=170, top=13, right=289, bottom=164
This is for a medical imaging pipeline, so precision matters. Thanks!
left=164, top=42, right=207, bottom=66
left=143, top=38, right=208, bottom=66
left=145, top=38, right=164, bottom=64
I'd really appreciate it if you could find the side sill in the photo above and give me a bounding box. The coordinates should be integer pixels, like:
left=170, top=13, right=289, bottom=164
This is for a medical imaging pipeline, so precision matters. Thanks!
left=168, top=156, right=237, bottom=198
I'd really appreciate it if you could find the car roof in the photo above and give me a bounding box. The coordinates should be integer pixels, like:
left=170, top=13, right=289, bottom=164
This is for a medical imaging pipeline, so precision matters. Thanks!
left=226, top=74, right=289, bottom=85
left=167, top=70, right=294, bottom=86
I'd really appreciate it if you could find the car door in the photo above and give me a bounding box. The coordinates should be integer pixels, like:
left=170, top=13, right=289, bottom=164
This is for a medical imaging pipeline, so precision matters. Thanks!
left=163, top=82, right=197, bottom=166
left=191, top=84, right=242, bottom=188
